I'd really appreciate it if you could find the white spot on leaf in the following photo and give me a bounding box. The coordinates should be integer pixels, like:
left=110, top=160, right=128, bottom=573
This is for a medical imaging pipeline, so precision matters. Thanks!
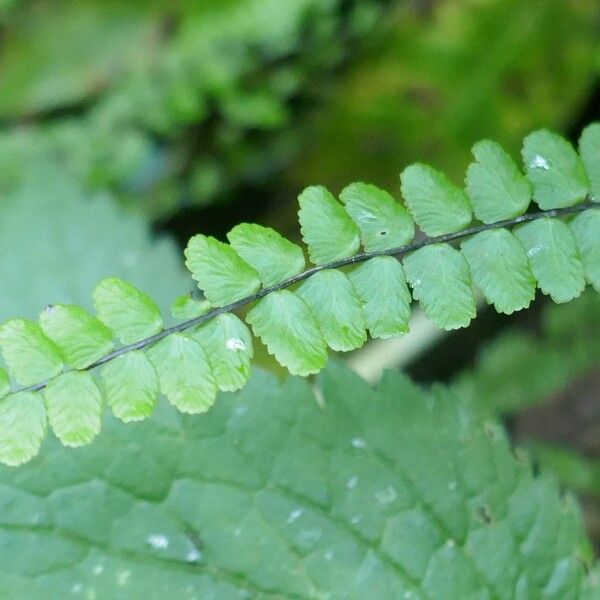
left=186, top=548, right=202, bottom=563
left=375, top=485, right=397, bottom=505
left=117, top=570, right=131, bottom=586
left=346, top=476, right=358, bottom=489
left=351, top=437, right=367, bottom=449
left=287, top=509, right=303, bottom=524
left=225, top=337, right=246, bottom=351
left=92, top=564, right=103, bottom=576
left=71, top=583, right=82, bottom=594
left=530, top=155, right=550, bottom=170
left=147, top=534, right=169, bottom=550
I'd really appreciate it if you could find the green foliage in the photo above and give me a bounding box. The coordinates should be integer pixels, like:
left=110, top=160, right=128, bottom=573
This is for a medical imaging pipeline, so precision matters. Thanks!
left=461, top=229, right=535, bottom=314
left=298, top=185, right=361, bottom=264
left=400, top=164, right=472, bottom=236
left=44, top=371, right=102, bottom=448
left=246, top=290, right=327, bottom=376
left=348, top=256, right=411, bottom=339
left=0, top=162, right=189, bottom=320
left=465, top=140, right=531, bottom=223
left=227, top=223, right=305, bottom=287
left=147, top=334, right=217, bottom=414
left=38, top=304, right=114, bottom=369
left=340, top=182, right=414, bottom=251
left=296, top=270, right=367, bottom=352
left=0, top=364, right=596, bottom=598
left=100, top=351, right=158, bottom=423
left=184, top=235, right=261, bottom=306
left=0, top=391, right=46, bottom=467
left=522, top=129, right=590, bottom=209
left=580, top=122, right=600, bottom=202
left=0, top=124, right=598, bottom=464
left=452, top=289, right=600, bottom=415
left=403, top=244, right=476, bottom=330
left=0, top=0, right=395, bottom=217
left=93, top=278, right=163, bottom=345
left=570, top=209, right=600, bottom=291
left=514, top=219, right=586, bottom=303
left=0, top=319, right=64, bottom=386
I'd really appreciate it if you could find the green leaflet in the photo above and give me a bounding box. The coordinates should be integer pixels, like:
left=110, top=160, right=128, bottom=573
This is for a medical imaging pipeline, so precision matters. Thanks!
left=465, top=140, right=530, bottom=223
left=461, top=229, right=536, bottom=314
left=0, top=391, right=46, bottom=466
left=296, top=270, right=367, bottom=352
left=190, top=314, right=253, bottom=392
left=100, top=351, right=158, bottom=422
left=514, top=218, right=586, bottom=304
left=0, top=318, right=63, bottom=386
left=246, top=290, right=327, bottom=376
left=0, top=368, right=9, bottom=399
left=298, top=185, right=361, bottom=264
left=93, top=278, right=163, bottom=344
left=39, top=304, right=114, bottom=369
left=403, top=244, right=476, bottom=330
left=579, top=123, right=600, bottom=202
left=348, top=256, right=411, bottom=339
left=184, top=234, right=261, bottom=307
left=522, top=129, right=590, bottom=209
left=227, top=223, right=305, bottom=286
left=339, top=182, right=414, bottom=251
left=400, top=163, right=472, bottom=236
left=170, top=294, right=211, bottom=320
left=148, top=333, right=217, bottom=414
left=569, top=209, right=600, bottom=291
left=44, top=371, right=102, bottom=448
left=0, top=365, right=595, bottom=598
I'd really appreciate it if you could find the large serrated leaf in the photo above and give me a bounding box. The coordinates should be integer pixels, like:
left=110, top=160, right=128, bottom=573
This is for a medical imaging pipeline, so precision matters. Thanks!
left=400, top=164, right=472, bottom=236
left=522, top=129, right=589, bottom=209
left=0, top=318, right=63, bottom=386
left=147, top=333, right=217, bottom=414
left=190, top=314, right=253, bottom=392
left=461, top=229, right=536, bottom=314
left=100, top=351, right=158, bottom=423
left=465, top=140, right=531, bottom=223
left=39, top=304, right=114, bottom=369
left=348, top=256, right=411, bottom=339
left=44, top=371, right=102, bottom=448
left=403, top=244, right=476, bottom=330
left=0, top=162, right=189, bottom=321
left=296, top=270, right=367, bottom=352
left=579, top=122, right=600, bottom=203
left=246, top=290, right=327, bottom=376
left=93, top=278, right=163, bottom=345
left=184, top=235, right=261, bottom=307
left=339, top=182, right=414, bottom=251
left=298, top=185, right=361, bottom=264
left=514, top=218, right=586, bottom=304
left=227, top=223, right=305, bottom=287
left=0, top=365, right=595, bottom=598
left=569, top=208, right=600, bottom=292
left=0, top=391, right=46, bottom=466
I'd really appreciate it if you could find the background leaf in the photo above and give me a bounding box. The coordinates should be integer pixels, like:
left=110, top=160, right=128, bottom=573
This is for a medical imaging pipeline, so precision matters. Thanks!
left=0, top=365, right=594, bottom=598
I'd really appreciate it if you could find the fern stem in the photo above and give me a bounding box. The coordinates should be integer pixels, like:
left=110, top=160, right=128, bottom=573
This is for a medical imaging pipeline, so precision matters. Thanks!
left=17, top=202, right=595, bottom=395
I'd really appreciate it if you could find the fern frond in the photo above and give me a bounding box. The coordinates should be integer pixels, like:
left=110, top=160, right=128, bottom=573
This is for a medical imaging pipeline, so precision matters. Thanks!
left=0, top=124, right=598, bottom=465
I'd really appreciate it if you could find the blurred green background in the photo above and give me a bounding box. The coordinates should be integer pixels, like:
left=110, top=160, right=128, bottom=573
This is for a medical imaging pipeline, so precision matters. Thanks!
left=1, top=0, right=599, bottom=548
